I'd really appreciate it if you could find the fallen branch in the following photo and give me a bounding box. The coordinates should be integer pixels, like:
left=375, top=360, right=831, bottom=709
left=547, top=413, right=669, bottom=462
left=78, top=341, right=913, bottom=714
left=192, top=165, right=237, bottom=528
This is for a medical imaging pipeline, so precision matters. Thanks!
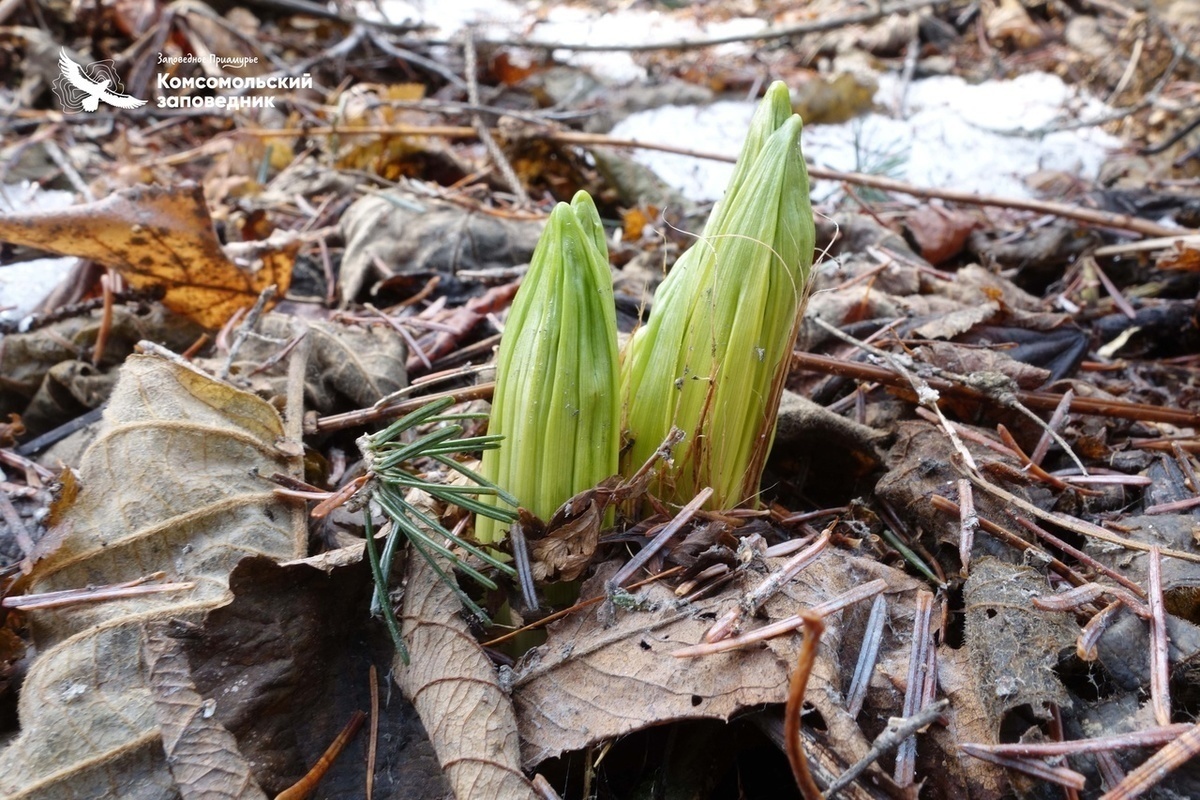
left=231, top=125, right=1194, bottom=239
left=792, top=351, right=1200, bottom=428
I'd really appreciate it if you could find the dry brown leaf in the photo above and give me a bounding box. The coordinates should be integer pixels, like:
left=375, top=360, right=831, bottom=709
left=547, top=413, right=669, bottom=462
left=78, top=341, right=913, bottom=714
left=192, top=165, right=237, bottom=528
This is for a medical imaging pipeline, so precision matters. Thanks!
left=0, top=354, right=305, bottom=798
left=338, top=189, right=541, bottom=305
left=529, top=493, right=603, bottom=582
left=211, top=312, right=407, bottom=412
left=183, top=556, right=450, bottom=798
left=396, top=548, right=538, bottom=799
left=964, top=558, right=1077, bottom=732
left=514, top=550, right=923, bottom=769
left=906, top=206, right=978, bottom=266
left=0, top=184, right=292, bottom=329
left=984, top=0, right=1043, bottom=49
left=0, top=305, right=203, bottom=433
left=143, top=628, right=267, bottom=800
left=927, top=647, right=1009, bottom=799
left=1158, top=241, right=1200, bottom=271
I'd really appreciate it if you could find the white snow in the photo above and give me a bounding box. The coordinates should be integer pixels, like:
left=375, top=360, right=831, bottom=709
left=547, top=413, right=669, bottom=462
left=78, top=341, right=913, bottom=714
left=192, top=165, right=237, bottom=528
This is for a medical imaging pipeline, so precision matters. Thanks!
left=610, top=71, right=1122, bottom=203
left=0, top=184, right=78, bottom=327
left=371, top=0, right=760, bottom=83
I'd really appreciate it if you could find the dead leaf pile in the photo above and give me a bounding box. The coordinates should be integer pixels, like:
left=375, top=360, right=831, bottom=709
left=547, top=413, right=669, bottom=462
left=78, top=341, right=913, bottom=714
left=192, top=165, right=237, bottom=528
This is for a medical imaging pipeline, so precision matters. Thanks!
left=0, top=355, right=304, bottom=798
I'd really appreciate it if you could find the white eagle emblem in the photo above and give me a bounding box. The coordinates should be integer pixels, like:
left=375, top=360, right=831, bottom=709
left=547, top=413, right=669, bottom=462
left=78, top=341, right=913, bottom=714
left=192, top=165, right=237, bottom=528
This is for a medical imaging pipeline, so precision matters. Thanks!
left=53, top=49, right=147, bottom=112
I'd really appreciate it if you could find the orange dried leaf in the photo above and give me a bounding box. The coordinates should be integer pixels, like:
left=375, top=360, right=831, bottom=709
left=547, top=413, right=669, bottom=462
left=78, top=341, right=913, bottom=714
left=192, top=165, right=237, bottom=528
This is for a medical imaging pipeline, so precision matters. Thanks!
left=44, top=467, right=79, bottom=530
left=0, top=183, right=292, bottom=328
left=1157, top=242, right=1200, bottom=272
left=386, top=83, right=426, bottom=102
left=621, top=205, right=659, bottom=241
left=0, top=414, right=23, bottom=447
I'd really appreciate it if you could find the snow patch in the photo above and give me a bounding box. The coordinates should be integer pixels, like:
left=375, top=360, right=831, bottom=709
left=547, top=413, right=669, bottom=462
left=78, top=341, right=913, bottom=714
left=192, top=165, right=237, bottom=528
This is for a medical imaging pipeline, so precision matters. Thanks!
left=0, top=184, right=79, bottom=325
left=370, top=0, right=759, bottom=83
left=610, top=72, right=1122, bottom=203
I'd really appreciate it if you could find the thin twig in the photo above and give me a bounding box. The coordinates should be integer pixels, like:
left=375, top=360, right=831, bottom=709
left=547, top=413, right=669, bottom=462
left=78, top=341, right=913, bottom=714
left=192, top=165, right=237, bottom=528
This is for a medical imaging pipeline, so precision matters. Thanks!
left=930, top=496, right=1089, bottom=588
left=895, top=591, right=934, bottom=788
left=1048, top=703, right=1081, bottom=800
left=509, top=519, right=539, bottom=612
left=784, top=610, right=826, bottom=800
left=1010, top=513, right=1147, bottom=598
left=966, top=470, right=1200, bottom=564
left=459, top=0, right=945, bottom=52
left=607, top=487, right=712, bottom=589
left=3, top=575, right=196, bottom=610
left=704, top=529, right=831, bottom=643
left=233, top=124, right=1194, bottom=238
left=1029, top=389, right=1073, bottom=467
left=961, top=724, right=1194, bottom=757
left=275, top=710, right=367, bottom=800
left=1099, top=722, right=1200, bottom=800
left=845, top=594, right=888, bottom=718
left=813, top=317, right=979, bottom=471
left=1078, top=601, right=1124, bottom=661
left=959, top=747, right=1087, bottom=789
left=1148, top=547, right=1171, bottom=727
left=1032, top=583, right=1149, bottom=619
left=92, top=272, right=115, bottom=366
left=957, top=478, right=977, bottom=577
left=827, top=700, right=948, bottom=798
left=672, top=579, right=886, bottom=658
left=462, top=30, right=528, bottom=206
left=794, top=350, right=1200, bottom=428
left=480, top=567, right=684, bottom=648
left=531, top=774, right=564, bottom=800
left=219, top=284, right=276, bottom=380
left=1171, top=442, right=1200, bottom=496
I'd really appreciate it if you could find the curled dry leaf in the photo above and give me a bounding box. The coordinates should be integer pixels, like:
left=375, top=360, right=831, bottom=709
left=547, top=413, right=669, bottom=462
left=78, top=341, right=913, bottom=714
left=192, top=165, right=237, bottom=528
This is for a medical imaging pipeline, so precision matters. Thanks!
left=0, top=354, right=305, bottom=798
left=527, top=485, right=615, bottom=582
left=212, top=312, right=408, bottom=412
left=338, top=188, right=542, bottom=305
left=0, top=183, right=292, bottom=329
left=396, top=548, right=538, bottom=800
left=0, top=305, right=202, bottom=433
left=514, top=549, right=924, bottom=769
left=142, top=627, right=266, bottom=800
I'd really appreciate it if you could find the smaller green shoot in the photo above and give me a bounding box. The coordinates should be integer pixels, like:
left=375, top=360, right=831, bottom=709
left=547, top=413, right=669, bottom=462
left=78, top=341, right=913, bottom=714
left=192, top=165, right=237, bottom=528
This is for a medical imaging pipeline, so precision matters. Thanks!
left=359, top=395, right=519, bottom=663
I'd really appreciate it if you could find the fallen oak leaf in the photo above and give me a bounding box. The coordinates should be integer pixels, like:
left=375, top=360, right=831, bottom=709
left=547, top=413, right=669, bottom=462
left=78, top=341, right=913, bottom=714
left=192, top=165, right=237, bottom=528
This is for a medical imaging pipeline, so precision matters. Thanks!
left=0, top=183, right=293, bottom=329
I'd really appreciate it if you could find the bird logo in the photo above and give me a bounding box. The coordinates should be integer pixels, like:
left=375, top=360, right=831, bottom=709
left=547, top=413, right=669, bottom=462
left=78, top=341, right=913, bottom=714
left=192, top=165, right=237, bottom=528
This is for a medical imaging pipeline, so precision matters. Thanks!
left=53, top=49, right=146, bottom=112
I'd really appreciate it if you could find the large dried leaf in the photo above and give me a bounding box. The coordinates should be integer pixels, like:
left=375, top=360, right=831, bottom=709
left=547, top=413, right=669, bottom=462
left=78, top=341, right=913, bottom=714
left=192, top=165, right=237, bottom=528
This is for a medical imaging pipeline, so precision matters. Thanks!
left=0, top=354, right=305, bottom=799
left=184, top=556, right=449, bottom=799
left=143, top=628, right=266, bottom=800
left=0, top=305, right=202, bottom=432
left=338, top=189, right=542, bottom=305
left=514, top=550, right=923, bottom=768
left=395, top=550, right=538, bottom=799
left=212, top=312, right=407, bottom=412
left=0, top=184, right=292, bottom=328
